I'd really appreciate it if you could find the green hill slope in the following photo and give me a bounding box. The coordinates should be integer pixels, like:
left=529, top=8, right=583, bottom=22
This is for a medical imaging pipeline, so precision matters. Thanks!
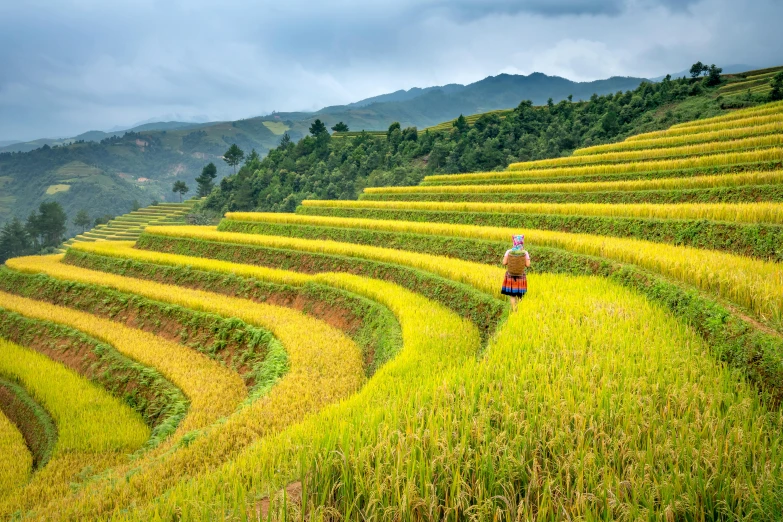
left=0, top=120, right=281, bottom=227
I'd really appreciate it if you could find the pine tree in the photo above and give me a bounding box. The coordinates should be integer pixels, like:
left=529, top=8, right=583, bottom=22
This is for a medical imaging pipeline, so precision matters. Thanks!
left=195, top=163, right=218, bottom=197
left=0, top=218, right=32, bottom=262
left=73, top=209, right=91, bottom=232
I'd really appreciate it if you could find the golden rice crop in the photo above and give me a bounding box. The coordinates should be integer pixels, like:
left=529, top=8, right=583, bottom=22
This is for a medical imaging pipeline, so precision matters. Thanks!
left=574, top=121, right=783, bottom=155
left=0, top=290, right=246, bottom=435
left=508, top=134, right=783, bottom=170
left=745, top=70, right=781, bottom=81
left=0, top=337, right=149, bottom=514
left=0, top=338, right=148, bottom=454
left=505, top=147, right=783, bottom=174
left=139, top=226, right=504, bottom=297
left=626, top=112, right=783, bottom=142
left=721, top=78, right=771, bottom=91
left=121, top=274, right=783, bottom=521
left=425, top=148, right=783, bottom=183
left=719, top=78, right=772, bottom=94
left=0, top=406, right=31, bottom=498
left=362, top=169, right=783, bottom=195
left=77, top=246, right=482, bottom=521
left=300, top=199, right=783, bottom=224
left=668, top=100, right=783, bottom=130
left=215, top=214, right=783, bottom=327
left=7, top=250, right=366, bottom=519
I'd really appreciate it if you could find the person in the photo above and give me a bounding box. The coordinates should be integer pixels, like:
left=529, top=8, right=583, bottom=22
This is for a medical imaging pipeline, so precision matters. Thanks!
left=501, top=234, right=530, bottom=312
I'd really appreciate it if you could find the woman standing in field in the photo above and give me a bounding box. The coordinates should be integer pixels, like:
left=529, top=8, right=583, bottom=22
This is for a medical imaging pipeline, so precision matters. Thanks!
left=501, top=235, right=530, bottom=312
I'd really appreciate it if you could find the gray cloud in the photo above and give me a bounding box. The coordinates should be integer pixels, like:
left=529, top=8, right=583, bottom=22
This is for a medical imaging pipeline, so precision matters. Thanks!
left=0, top=0, right=780, bottom=141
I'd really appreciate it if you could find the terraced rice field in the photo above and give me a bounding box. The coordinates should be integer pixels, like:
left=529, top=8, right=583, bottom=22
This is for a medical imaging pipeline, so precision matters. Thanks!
left=718, top=66, right=783, bottom=98
left=60, top=199, right=198, bottom=252
left=2, top=99, right=783, bottom=521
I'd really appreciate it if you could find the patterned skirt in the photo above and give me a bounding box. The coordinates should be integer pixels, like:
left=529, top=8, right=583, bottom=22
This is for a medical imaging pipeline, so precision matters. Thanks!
left=501, top=271, right=527, bottom=297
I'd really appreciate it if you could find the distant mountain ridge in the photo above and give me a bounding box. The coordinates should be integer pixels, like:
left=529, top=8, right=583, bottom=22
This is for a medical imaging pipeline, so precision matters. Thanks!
left=256, top=72, right=647, bottom=132
left=0, top=121, right=209, bottom=154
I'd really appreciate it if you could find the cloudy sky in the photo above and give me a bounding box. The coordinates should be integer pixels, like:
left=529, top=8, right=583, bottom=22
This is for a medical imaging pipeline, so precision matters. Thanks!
left=0, top=0, right=780, bottom=142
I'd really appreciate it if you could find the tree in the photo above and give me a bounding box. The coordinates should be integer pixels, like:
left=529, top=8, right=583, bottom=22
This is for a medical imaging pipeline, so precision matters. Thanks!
left=279, top=132, right=292, bottom=149
left=387, top=122, right=401, bottom=140
left=223, top=144, right=245, bottom=174
left=704, top=64, right=723, bottom=87
left=453, top=114, right=468, bottom=133
left=331, top=122, right=349, bottom=132
left=309, top=119, right=328, bottom=137
left=601, top=109, right=619, bottom=134
left=769, top=71, right=783, bottom=102
left=73, top=209, right=91, bottom=232
left=94, top=214, right=114, bottom=226
left=172, top=180, right=189, bottom=202
left=689, top=61, right=708, bottom=78
left=25, top=201, right=67, bottom=247
left=131, top=199, right=141, bottom=211
left=0, top=218, right=32, bottom=262
left=195, top=162, right=218, bottom=197
left=245, top=148, right=260, bottom=165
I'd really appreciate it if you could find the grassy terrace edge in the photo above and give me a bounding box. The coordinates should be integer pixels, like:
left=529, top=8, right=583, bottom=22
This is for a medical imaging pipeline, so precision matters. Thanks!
left=127, top=233, right=507, bottom=345
left=0, top=307, right=187, bottom=449
left=219, top=217, right=783, bottom=406
left=415, top=160, right=783, bottom=187
left=0, top=377, right=56, bottom=470
left=62, top=250, right=403, bottom=377
left=293, top=206, right=783, bottom=262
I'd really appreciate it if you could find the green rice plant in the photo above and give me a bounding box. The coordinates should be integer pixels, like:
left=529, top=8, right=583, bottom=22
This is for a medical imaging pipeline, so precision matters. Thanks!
left=424, top=148, right=783, bottom=183
left=574, top=121, right=783, bottom=155
left=0, top=408, right=31, bottom=498
left=508, top=134, right=783, bottom=170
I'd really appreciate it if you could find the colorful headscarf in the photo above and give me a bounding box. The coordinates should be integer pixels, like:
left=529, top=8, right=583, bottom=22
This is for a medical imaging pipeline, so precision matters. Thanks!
left=511, top=234, right=525, bottom=251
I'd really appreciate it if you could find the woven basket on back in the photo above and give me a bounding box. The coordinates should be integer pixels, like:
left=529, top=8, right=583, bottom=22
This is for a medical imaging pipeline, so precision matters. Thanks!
left=506, top=253, right=527, bottom=276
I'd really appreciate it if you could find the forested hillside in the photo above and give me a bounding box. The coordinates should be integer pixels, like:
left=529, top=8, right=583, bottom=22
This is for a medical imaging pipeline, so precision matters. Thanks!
left=206, top=71, right=772, bottom=213
left=0, top=120, right=284, bottom=229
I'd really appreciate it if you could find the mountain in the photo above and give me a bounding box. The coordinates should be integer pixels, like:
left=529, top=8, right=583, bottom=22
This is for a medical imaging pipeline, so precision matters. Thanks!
left=335, top=84, right=466, bottom=110
left=0, top=71, right=647, bottom=230
left=0, top=121, right=210, bottom=154
left=254, top=73, right=647, bottom=132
